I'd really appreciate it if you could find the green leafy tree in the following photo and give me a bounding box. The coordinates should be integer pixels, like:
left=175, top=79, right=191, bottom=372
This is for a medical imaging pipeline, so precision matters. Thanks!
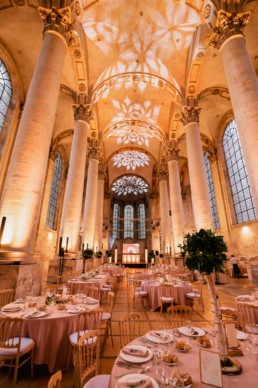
left=185, top=229, right=229, bottom=361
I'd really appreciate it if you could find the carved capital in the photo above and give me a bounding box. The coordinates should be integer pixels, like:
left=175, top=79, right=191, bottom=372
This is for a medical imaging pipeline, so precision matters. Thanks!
left=167, top=141, right=179, bottom=161
left=158, top=170, right=168, bottom=181
left=38, top=6, right=73, bottom=46
left=73, top=104, right=93, bottom=124
left=98, top=169, right=106, bottom=180
left=181, top=106, right=201, bottom=126
left=88, top=147, right=101, bottom=161
left=209, top=10, right=250, bottom=50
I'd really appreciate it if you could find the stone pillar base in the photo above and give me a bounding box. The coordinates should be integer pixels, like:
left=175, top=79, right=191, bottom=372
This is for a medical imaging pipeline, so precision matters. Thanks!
left=0, top=255, right=43, bottom=299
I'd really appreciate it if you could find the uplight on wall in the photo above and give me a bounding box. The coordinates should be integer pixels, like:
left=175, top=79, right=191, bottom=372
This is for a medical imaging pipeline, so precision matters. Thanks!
left=115, top=247, right=118, bottom=264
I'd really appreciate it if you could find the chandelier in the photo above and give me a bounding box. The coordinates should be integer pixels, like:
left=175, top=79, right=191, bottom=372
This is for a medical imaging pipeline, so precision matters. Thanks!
left=111, top=176, right=149, bottom=196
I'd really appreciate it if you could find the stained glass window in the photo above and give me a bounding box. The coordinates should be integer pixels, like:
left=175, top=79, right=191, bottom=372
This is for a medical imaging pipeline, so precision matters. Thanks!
left=138, top=203, right=146, bottom=238
left=112, top=203, right=120, bottom=239
left=203, top=152, right=220, bottom=230
left=46, top=152, right=63, bottom=230
left=124, top=205, right=134, bottom=238
left=0, top=59, right=12, bottom=132
left=223, top=120, right=256, bottom=223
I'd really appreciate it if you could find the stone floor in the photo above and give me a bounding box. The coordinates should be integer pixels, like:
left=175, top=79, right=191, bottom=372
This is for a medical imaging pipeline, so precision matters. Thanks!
left=0, top=272, right=251, bottom=387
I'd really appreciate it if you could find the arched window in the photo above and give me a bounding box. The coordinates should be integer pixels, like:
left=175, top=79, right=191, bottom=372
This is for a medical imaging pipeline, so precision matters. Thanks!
left=0, top=59, right=12, bottom=132
left=203, top=152, right=220, bottom=230
left=223, top=119, right=256, bottom=223
left=46, top=152, right=63, bottom=230
left=124, top=205, right=134, bottom=238
left=138, top=203, right=146, bottom=238
left=112, top=203, right=120, bottom=239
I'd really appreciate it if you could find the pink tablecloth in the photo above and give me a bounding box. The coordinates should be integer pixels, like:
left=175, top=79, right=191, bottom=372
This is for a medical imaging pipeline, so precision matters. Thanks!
left=110, top=330, right=258, bottom=387
left=141, top=281, right=193, bottom=311
left=68, top=273, right=109, bottom=299
left=1, top=302, right=99, bottom=372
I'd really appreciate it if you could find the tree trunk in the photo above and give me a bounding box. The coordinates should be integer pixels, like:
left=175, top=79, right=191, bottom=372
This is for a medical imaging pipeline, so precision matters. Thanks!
left=206, top=274, right=228, bottom=360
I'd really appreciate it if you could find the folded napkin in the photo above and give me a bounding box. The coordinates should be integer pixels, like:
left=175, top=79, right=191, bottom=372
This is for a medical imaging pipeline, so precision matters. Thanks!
left=2, top=304, right=20, bottom=312
left=149, top=331, right=170, bottom=342
left=236, top=295, right=251, bottom=301
left=122, top=347, right=149, bottom=358
left=26, top=311, right=40, bottom=318
left=117, top=377, right=152, bottom=388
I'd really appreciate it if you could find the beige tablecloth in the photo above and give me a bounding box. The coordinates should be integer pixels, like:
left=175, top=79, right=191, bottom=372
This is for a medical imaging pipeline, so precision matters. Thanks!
left=110, top=330, right=258, bottom=387
left=68, top=273, right=109, bottom=298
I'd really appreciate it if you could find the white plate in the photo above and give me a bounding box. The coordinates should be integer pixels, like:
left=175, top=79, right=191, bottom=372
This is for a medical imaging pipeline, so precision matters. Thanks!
left=120, top=345, right=153, bottom=363
left=1, top=304, right=22, bottom=312
left=25, top=311, right=47, bottom=319
left=115, top=373, right=158, bottom=388
left=14, top=299, right=25, bottom=304
left=67, top=307, right=85, bottom=314
left=146, top=330, right=173, bottom=344
left=236, top=330, right=248, bottom=340
left=178, top=326, right=205, bottom=337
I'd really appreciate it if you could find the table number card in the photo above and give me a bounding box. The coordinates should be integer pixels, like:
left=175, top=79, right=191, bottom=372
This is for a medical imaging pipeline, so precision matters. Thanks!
left=200, top=349, right=223, bottom=387
left=224, top=322, right=239, bottom=349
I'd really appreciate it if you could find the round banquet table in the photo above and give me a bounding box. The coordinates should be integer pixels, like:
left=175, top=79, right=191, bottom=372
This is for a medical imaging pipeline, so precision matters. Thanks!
left=110, top=329, right=258, bottom=387
left=67, top=273, right=109, bottom=299
left=1, top=299, right=99, bottom=373
left=141, top=281, right=193, bottom=311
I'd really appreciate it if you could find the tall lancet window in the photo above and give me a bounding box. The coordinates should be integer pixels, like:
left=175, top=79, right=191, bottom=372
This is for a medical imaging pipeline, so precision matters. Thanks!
left=138, top=203, right=146, bottom=238
left=0, top=59, right=12, bottom=132
left=112, top=203, right=120, bottom=239
left=223, top=119, right=256, bottom=223
left=46, top=152, right=63, bottom=230
left=124, top=205, right=134, bottom=238
left=203, top=152, right=220, bottom=230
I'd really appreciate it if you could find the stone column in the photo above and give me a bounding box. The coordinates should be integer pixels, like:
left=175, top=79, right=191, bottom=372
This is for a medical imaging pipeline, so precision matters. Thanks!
left=158, top=172, right=172, bottom=254
left=60, top=104, right=93, bottom=253
left=94, top=170, right=105, bottom=252
left=209, top=10, right=258, bottom=212
left=167, top=142, right=185, bottom=254
left=182, top=106, right=213, bottom=231
left=82, top=149, right=99, bottom=249
left=0, top=7, right=72, bottom=254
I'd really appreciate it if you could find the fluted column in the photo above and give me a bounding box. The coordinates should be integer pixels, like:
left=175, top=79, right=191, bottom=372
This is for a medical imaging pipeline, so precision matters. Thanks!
left=209, top=10, right=258, bottom=212
left=167, top=143, right=185, bottom=253
left=0, top=7, right=72, bottom=253
left=182, top=106, right=213, bottom=231
left=158, top=172, right=172, bottom=254
left=94, top=170, right=105, bottom=251
left=82, top=150, right=99, bottom=249
left=60, top=104, right=93, bottom=253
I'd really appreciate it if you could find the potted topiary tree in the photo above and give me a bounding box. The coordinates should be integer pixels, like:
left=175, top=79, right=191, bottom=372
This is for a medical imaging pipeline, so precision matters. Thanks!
left=82, top=248, right=94, bottom=272
left=184, top=228, right=242, bottom=374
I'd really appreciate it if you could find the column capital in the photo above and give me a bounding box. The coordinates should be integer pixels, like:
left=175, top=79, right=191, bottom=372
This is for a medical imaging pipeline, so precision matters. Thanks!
left=73, top=104, right=93, bottom=124
left=88, top=147, right=101, bottom=161
left=98, top=169, right=106, bottom=180
left=38, top=6, right=73, bottom=46
left=158, top=170, right=168, bottom=181
left=181, top=106, right=201, bottom=126
left=209, top=10, right=250, bottom=50
left=167, top=141, right=180, bottom=161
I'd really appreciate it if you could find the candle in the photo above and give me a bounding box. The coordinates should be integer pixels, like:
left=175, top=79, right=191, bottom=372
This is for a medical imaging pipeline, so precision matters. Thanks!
left=145, top=248, right=148, bottom=264
left=65, top=237, right=69, bottom=253
left=115, top=247, right=118, bottom=264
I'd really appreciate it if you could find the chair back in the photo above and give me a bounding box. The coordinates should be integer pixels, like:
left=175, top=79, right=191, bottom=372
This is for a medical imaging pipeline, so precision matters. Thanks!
left=0, top=316, right=23, bottom=352
left=86, top=286, right=99, bottom=300
left=237, top=302, right=258, bottom=332
left=167, top=305, right=192, bottom=328
left=76, top=330, right=101, bottom=388
left=47, top=370, right=62, bottom=388
left=107, top=292, right=115, bottom=315
left=119, top=313, right=140, bottom=347
left=159, top=283, right=174, bottom=298
left=0, top=289, right=14, bottom=308
left=221, top=308, right=242, bottom=327
left=78, top=309, right=103, bottom=335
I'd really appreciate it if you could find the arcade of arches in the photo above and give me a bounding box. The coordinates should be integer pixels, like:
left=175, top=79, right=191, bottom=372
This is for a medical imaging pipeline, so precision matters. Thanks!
left=1, top=0, right=258, bottom=294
